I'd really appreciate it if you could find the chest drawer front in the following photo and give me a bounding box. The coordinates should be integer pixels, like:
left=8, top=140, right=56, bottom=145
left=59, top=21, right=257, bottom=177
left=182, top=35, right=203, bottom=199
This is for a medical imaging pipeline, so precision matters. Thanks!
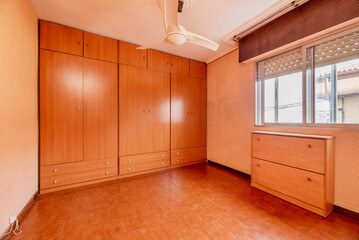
left=41, top=166, right=117, bottom=189
left=171, top=147, right=207, bottom=165
left=120, top=159, right=170, bottom=175
left=41, top=158, right=117, bottom=177
left=120, top=151, right=169, bottom=166
left=252, top=158, right=324, bottom=208
left=252, top=133, right=325, bottom=173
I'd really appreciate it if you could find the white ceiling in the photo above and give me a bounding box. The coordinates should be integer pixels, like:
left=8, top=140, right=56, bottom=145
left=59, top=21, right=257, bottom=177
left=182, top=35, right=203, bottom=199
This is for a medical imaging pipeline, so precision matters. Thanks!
left=28, top=0, right=279, bottom=62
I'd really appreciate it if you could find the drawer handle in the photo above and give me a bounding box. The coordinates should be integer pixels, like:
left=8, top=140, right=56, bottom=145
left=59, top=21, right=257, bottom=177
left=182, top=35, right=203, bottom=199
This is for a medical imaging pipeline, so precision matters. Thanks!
left=105, top=161, right=109, bottom=165
left=177, top=152, right=179, bottom=155
left=162, top=154, right=165, bottom=158
left=162, top=162, right=165, bottom=165
left=307, top=177, right=312, bottom=182
left=177, top=160, right=179, bottom=163
left=76, top=41, right=81, bottom=44
left=128, top=159, right=131, bottom=163
left=308, top=144, right=313, bottom=148
left=54, top=180, right=58, bottom=184
left=257, top=164, right=260, bottom=167
left=257, top=138, right=260, bottom=142
left=54, top=169, right=58, bottom=173
left=128, top=168, right=131, bottom=171
left=106, top=171, right=109, bottom=175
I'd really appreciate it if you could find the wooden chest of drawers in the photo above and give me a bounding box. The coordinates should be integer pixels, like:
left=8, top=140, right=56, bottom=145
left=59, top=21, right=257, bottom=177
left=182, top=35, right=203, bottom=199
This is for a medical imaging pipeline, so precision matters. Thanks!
left=251, top=131, right=334, bottom=217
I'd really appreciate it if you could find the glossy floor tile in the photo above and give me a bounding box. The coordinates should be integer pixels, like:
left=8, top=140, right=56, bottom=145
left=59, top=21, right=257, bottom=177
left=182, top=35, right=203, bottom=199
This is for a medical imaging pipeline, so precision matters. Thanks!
left=9, top=163, right=359, bottom=240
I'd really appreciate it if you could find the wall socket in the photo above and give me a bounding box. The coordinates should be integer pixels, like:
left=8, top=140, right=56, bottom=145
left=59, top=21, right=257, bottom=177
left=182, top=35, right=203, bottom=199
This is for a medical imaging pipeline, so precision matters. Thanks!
left=9, top=214, right=17, bottom=224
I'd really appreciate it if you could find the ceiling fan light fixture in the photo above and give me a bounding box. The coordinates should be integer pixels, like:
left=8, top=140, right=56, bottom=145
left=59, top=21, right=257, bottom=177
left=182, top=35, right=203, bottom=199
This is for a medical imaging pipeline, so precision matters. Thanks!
left=167, top=32, right=187, bottom=46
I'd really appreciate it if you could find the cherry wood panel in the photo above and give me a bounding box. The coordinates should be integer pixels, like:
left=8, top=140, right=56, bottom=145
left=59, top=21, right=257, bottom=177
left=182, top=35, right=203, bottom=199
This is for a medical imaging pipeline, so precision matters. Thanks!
left=170, top=55, right=189, bottom=75
left=120, top=151, right=169, bottom=166
left=147, top=70, right=171, bottom=153
left=84, top=59, right=118, bottom=161
left=84, top=32, right=118, bottom=63
left=252, top=158, right=325, bottom=209
left=171, top=74, right=191, bottom=150
left=238, top=0, right=359, bottom=62
left=40, top=50, right=84, bottom=166
left=148, top=49, right=171, bottom=73
left=119, top=65, right=148, bottom=156
left=119, top=41, right=147, bottom=68
left=40, top=20, right=83, bottom=56
left=190, top=60, right=207, bottom=79
left=41, top=166, right=117, bottom=189
left=252, top=133, right=325, bottom=173
left=41, top=158, right=117, bottom=177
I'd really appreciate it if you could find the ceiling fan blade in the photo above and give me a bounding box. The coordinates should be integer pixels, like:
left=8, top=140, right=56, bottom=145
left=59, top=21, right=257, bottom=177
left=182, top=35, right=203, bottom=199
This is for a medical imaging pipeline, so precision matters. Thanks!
left=136, top=38, right=166, bottom=50
left=185, top=31, right=219, bottom=51
left=164, top=0, right=180, bottom=33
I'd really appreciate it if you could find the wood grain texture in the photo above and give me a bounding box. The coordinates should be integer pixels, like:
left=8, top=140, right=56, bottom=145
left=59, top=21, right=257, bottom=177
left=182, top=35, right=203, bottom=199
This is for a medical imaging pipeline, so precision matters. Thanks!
left=190, top=60, right=207, bottom=79
left=238, top=0, right=359, bottom=62
left=171, top=147, right=207, bottom=165
left=119, top=41, right=147, bottom=68
left=252, top=158, right=325, bottom=209
left=252, top=133, right=325, bottom=173
left=84, top=32, right=118, bottom=63
left=148, top=49, right=171, bottom=73
left=84, top=58, right=118, bottom=161
left=147, top=70, right=171, bottom=153
left=120, top=159, right=170, bottom=175
left=171, top=55, right=189, bottom=75
left=40, top=50, right=84, bottom=166
left=119, top=65, right=148, bottom=156
left=40, top=20, right=83, bottom=56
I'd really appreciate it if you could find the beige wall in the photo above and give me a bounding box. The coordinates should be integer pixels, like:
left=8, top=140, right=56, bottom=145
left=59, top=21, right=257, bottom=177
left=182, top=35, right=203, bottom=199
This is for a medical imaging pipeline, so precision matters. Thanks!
left=207, top=49, right=359, bottom=213
left=0, top=0, right=38, bottom=234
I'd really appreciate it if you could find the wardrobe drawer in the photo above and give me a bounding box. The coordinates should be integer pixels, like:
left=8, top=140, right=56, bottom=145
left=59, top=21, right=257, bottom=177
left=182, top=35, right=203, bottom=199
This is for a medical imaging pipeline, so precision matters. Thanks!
left=120, top=159, right=170, bottom=175
left=171, top=147, right=206, bottom=165
left=252, top=133, right=325, bottom=173
left=41, top=158, right=117, bottom=177
left=120, top=151, right=169, bottom=165
left=41, top=167, right=117, bottom=189
left=252, top=158, right=324, bottom=208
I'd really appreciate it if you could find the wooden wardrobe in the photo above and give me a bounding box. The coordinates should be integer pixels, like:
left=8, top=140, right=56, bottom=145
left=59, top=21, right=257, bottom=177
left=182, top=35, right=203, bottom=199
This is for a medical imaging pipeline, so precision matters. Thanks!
left=39, top=20, right=207, bottom=193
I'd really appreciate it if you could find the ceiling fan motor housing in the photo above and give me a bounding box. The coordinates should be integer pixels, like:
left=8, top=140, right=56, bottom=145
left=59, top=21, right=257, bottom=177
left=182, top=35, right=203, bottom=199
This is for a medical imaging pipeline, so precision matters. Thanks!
left=167, top=32, right=187, bottom=45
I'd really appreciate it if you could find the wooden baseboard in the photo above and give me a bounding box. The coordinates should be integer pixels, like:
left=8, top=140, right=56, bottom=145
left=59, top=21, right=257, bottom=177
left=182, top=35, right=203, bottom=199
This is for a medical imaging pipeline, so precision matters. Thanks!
left=1, top=191, right=38, bottom=240
left=207, top=160, right=251, bottom=179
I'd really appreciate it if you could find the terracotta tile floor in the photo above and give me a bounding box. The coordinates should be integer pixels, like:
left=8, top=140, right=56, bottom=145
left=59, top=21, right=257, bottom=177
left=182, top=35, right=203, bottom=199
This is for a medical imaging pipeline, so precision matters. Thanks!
left=9, top=163, right=359, bottom=240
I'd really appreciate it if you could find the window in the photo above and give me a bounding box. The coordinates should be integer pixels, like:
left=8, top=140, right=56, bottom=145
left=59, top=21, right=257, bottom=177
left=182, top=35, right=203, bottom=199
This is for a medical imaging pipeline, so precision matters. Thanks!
left=256, top=28, right=359, bottom=126
left=256, top=49, right=303, bottom=124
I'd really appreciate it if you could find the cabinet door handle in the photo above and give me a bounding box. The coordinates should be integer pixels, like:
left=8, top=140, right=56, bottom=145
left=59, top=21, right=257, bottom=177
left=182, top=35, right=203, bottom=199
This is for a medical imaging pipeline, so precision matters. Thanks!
left=307, top=177, right=312, bottom=182
left=177, top=152, right=179, bottom=155
left=54, top=169, right=58, bottom=173
left=257, top=164, right=260, bottom=167
left=128, top=168, right=131, bottom=171
left=78, top=107, right=81, bottom=111
left=177, top=160, right=179, bottom=163
left=54, top=180, right=58, bottom=184
left=257, top=138, right=260, bottom=142
left=76, top=41, right=81, bottom=44
left=308, top=144, right=313, bottom=148
left=105, top=161, right=109, bottom=165
left=128, top=159, right=131, bottom=163
left=162, top=162, right=165, bottom=165
left=105, top=171, right=109, bottom=175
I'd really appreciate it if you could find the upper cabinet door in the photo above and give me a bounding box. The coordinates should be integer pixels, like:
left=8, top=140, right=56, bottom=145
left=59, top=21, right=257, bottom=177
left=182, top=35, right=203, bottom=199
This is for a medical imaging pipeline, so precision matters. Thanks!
left=170, top=55, right=189, bottom=75
left=40, top=50, right=84, bottom=166
left=120, top=65, right=148, bottom=156
left=84, top=32, right=118, bottom=63
left=192, top=78, right=207, bottom=148
left=147, top=70, right=171, bottom=153
left=40, top=20, right=83, bottom=56
left=190, top=60, right=207, bottom=79
left=84, top=59, right=118, bottom=161
left=148, top=49, right=171, bottom=73
left=119, top=41, right=147, bottom=68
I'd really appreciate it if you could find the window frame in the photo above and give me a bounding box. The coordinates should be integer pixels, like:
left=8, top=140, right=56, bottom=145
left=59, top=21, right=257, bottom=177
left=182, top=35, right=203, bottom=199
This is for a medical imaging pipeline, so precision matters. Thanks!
left=255, top=24, right=359, bottom=130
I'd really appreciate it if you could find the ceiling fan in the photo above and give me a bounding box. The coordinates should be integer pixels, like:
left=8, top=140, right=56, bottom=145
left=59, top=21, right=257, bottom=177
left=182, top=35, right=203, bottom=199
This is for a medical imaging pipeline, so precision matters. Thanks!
left=137, top=0, right=219, bottom=51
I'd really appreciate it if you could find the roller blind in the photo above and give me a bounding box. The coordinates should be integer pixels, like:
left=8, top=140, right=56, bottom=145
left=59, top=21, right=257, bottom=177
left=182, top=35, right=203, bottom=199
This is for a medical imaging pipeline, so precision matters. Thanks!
left=314, top=30, right=359, bottom=67
left=257, top=48, right=302, bottom=81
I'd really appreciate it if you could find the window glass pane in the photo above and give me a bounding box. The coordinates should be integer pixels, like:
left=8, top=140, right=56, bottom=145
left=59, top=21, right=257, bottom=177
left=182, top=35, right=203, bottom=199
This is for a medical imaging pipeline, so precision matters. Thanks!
left=264, top=78, right=275, bottom=123
left=278, top=72, right=302, bottom=123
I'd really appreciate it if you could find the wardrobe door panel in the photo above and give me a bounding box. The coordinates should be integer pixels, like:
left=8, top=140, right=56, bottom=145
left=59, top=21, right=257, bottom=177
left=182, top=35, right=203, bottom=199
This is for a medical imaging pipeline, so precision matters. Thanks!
left=120, top=65, right=148, bottom=156
left=147, top=70, right=171, bottom=153
left=170, top=55, right=189, bottom=75
left=192, top=78, right=207, bottom=147
left=171, top=74, right=191, bottom=150
left=190, top=60, right=207, bottom=79
left=40, top=50, right=84, bottom=166
left=119, top=41, right=147, bottom=68
left=40, top=20, right=83, bottom=56
left=84, top=32, right=118, bottom=63
left=148, top=49, right=171, bottom=73
left=84, top=59, right=118, bottom=161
